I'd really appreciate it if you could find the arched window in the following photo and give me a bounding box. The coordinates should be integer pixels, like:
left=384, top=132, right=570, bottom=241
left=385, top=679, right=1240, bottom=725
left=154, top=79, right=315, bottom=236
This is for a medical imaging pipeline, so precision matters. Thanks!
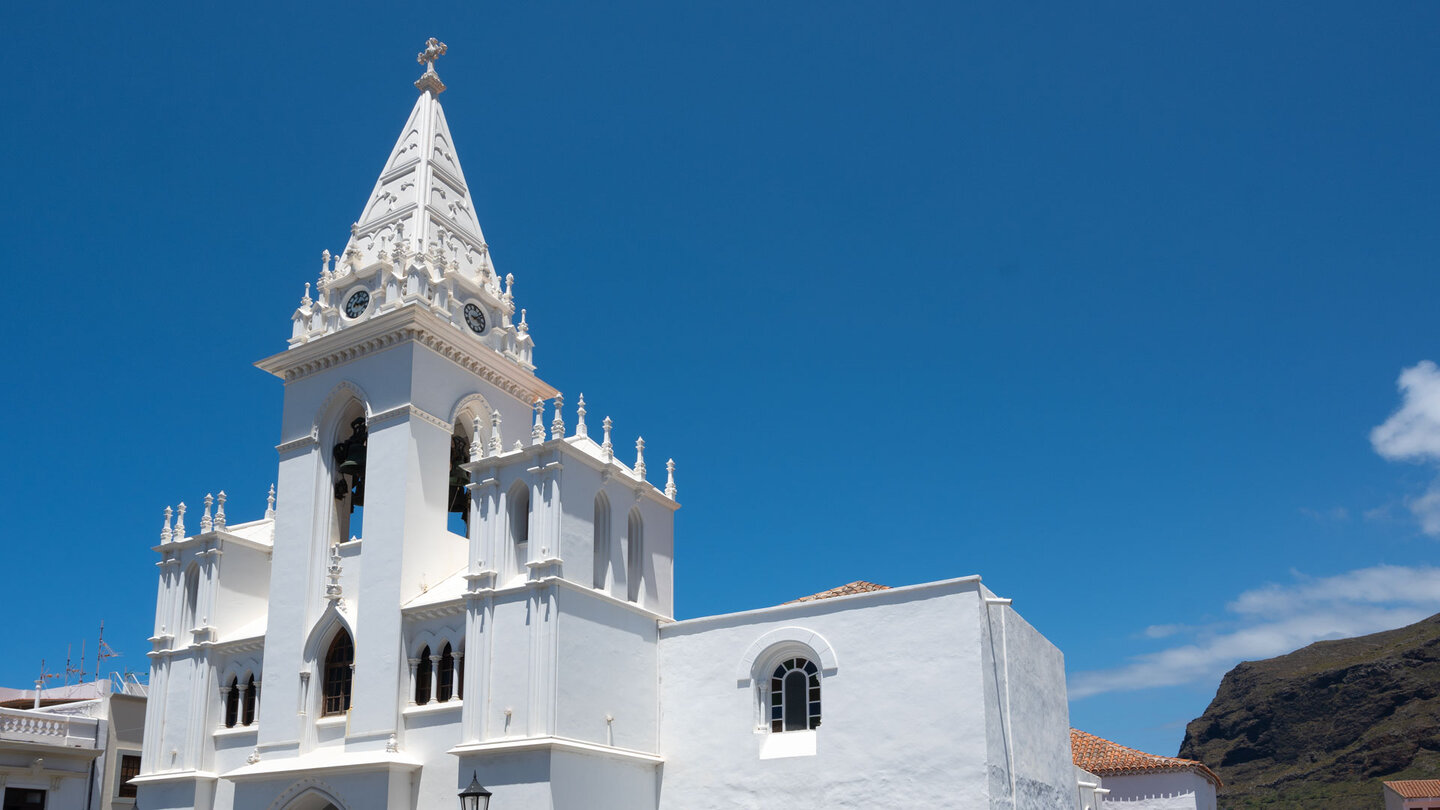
left=322, top=631, right=354, bottom=716
left=446, top=427, right=472, bottom=536
left=414, top=646, right=432, bottom=705
left=626, top=509, right=643, bottom=603
left=770, top=658, right=821, bottom=732
left=180, top=563, right=200, bottom=634
left=242, top=674, right=257, bottom=726
left=223, top=675, right=239, bottom=728
left=509, top=483, right=530, bottom=577
left=437, top=642, right=455, bottom=702
left=592, top=493, right=611, bottom=590
left=331, top=411, right=367, bottom=543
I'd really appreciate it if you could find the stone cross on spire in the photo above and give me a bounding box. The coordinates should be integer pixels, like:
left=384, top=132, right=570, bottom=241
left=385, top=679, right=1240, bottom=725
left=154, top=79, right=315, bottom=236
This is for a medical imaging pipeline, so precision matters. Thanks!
left=415, top=37, right=448, bottom=95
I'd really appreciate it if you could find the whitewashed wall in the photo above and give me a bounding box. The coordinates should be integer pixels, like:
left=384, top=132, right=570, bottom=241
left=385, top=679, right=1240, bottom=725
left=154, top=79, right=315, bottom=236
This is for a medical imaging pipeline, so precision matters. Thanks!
left=1100, top=771, right=1217, bottom=810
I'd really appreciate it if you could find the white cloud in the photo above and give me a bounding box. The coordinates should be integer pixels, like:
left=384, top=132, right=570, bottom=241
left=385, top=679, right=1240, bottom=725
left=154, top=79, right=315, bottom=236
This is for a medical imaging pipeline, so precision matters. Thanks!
left=1069, top=565, right=1440, bottom=699
left=1372, top=361, right=1440, bottom=461
left=1371, top=361, right=1440, bottom=536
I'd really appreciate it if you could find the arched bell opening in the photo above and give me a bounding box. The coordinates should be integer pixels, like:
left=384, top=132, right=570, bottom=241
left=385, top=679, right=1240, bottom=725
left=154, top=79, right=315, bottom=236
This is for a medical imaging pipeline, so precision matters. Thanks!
left=445, top=425, right=472, bottom=538
left=330, top=402, right=367, bottom=544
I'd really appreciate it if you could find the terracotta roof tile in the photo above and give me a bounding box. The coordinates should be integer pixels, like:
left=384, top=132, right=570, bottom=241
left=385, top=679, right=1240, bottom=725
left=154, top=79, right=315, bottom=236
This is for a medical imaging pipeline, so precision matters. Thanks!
left=1385, top=780, right=1440, bottom=799
left=1070, top=728, right=1222, bottom=789
left=787, top=581, right=890, bottom=603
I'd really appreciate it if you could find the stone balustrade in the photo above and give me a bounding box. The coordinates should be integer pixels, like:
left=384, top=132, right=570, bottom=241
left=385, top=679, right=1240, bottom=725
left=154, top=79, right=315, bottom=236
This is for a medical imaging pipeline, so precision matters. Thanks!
left=0, top=706, right=101, bottom=748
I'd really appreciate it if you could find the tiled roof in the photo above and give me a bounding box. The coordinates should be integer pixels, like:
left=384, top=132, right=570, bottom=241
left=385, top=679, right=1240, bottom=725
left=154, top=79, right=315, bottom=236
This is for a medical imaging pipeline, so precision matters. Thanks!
left=1070, top=728, right=1222, bottom=789
left=1385, top=780, right=1440, bottom=799
left=788, top=581, right=890, bottom=603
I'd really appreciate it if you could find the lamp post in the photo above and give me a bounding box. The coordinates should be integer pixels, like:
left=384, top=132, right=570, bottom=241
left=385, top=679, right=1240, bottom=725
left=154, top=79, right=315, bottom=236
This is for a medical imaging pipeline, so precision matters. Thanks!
left=458, top=772, right=492, bottom=810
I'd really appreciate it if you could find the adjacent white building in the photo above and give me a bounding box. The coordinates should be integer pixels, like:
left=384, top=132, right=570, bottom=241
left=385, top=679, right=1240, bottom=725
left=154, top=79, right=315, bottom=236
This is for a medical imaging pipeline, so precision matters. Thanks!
left=1070, top=729, right=1221, bottom=810
left=135, top=39, right=1087, bottom=810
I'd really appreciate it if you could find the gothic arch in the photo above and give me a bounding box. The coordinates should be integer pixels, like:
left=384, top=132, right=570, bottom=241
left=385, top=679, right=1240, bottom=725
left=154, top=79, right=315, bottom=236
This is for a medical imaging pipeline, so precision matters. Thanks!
left=314, top=380, right=373, bottom=446
left=447, top=392, right=494, bottom=437
left=267, top=778, right=349, bottom=810
left=302, top=602, right=355, bottom=667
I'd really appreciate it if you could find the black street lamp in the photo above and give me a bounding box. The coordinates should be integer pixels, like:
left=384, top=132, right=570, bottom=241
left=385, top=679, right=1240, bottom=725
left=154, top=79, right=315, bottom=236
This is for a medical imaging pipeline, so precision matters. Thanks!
left=458, top=772, right=492, bottom=810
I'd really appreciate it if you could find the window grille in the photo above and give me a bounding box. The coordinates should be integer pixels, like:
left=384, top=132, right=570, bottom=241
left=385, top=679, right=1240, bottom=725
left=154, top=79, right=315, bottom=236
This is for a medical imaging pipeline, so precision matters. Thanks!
left=323, top=631, right=354, bottom=716
left=769, top=658, right=821, bottom=732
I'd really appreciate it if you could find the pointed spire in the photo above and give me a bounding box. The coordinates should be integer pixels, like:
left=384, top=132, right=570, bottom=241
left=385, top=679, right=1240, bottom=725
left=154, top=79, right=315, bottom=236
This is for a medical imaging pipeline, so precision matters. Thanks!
left=532, top=399, right=546, bottom=445
left=551, top=394, right=565, bottom=440
left=665, top=460, right=677, bottom=499
left=326, top=544, right=344, bottom=604
left=160, top=506, right=173, bottom=543
left=489, top=411, right=504, bottom=456
left=602, top=417, right=613, bottom=460
left=201, top=494, right=214, bottom=533
left=339, top=40, right=490, bottom=285
left=575, top=394, right=588, bottom=439
left=265, top=484, right=276, bottom=519
left=215, top=491, right=227, bottom=531
left=470, top=414, right=484, bottom=461
left=174, top=502, right=187, bottom=539
left=635, top=437, right=647, bottom=479
left=518, top=308, right=529, bottom=334
left=301, top=283, right=312, bottom=308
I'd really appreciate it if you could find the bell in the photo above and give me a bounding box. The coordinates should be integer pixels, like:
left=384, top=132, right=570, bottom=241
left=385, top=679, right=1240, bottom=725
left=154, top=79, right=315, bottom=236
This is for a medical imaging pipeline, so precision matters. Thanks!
left=447, top=435, right=471, bottom=517
left=332, top=417, right=369, bottom=508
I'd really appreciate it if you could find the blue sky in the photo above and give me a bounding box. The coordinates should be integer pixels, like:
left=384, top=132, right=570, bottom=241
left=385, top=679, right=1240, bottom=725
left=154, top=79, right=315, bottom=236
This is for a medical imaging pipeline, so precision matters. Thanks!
left=1, top=2, right=1437, bottom=758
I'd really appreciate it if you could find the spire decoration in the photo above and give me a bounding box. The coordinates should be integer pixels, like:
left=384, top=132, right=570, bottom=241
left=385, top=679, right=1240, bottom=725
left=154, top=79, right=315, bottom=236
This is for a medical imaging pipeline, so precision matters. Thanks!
left=470, top=415, right=485, bottom=461
left=635, top=437, right=647, bottom=479
left=665, top=459, right=677, bottom=500
left=174, top=502, right=187, bottom=539
left=201, top=494, right=214, bottom=533
left=575, top=394, right=588, bottom=439
left=215, top=491, right=227, bottom=531
left=518, top=308, right=529, bottom=335
left=161, top=506, right=173, bottom=543
left=531, top=399, right=546, bottom=445
left=551, top=394, right=565, bottom=440
left=489, top=411, right=504, bottom=456
left=325, top=544, right=344, bottom=604
left=265, top=484, right=276, bottom=519
left=415, top=37, right=447, bottom=96
left=602, top=417, right=613, bottom=461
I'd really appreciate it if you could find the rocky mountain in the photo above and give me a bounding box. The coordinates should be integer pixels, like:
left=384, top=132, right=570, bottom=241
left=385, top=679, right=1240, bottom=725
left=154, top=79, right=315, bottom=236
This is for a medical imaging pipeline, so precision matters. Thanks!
left=1179, top=612, right=1440, bottom=808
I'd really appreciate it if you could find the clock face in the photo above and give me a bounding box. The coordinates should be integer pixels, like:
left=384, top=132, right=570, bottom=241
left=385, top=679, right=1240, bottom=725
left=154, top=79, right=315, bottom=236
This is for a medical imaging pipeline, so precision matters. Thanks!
left=344, top=290, right=370, bottom=319
left=463, top=303, right=487, bottom=334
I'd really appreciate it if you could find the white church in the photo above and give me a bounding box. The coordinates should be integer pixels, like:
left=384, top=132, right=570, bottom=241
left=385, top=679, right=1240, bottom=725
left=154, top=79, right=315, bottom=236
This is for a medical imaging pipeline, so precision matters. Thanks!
left=132, top=40, right=1086, bottom=810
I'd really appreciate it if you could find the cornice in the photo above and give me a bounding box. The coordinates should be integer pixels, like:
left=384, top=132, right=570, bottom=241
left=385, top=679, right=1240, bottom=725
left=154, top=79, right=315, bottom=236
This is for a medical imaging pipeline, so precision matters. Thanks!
left=256, top=306, right=557, bottom=403
left=368, top=404, right=450, bottom=433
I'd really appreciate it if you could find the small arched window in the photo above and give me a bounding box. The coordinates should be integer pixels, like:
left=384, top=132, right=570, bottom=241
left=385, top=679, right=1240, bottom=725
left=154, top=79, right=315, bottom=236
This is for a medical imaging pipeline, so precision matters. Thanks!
left=181, top=564, right=200, bottom=634
left=626, top=509, right=643, bottom=603
left=437, top=643, right=456, bottom=702
left=593, top=493, right=611, bottom=590
left=510, top=483, right=531, bottom=576
left=770, top=658, right=821, bottom=732
left=415, top=646, right=432, bottom=705
left=242, top=674, right=257, bottom=726
left=223, top=676, right=239, bottom=728
left=322, top=631, right=354, bottom=716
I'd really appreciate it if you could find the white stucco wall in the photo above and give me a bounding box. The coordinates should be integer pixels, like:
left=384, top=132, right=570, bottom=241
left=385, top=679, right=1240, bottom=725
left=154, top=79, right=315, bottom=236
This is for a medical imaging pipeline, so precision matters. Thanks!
left=1100, top=771, right=1217, bottom=810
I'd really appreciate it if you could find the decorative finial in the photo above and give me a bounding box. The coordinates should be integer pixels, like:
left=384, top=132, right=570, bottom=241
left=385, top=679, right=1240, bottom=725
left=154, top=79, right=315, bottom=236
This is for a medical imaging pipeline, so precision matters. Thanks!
left=489, top=411, right=504, bottom=456
left=665, top=459, right=677, bottom=499
left=174, top=502, right=187, bottom=539
left=301, top=282, right=312, bottom=307
left=635, top=437, right=647, bottom=479
left=602, top=417, right=613, bottom=460
left=575, top=394, right=588, bottom=439
left=551, top=394, right=565, bottom=440
left=326, top=543, right=344, bottom=603
left=415, top=38, right=448, bottom=95
left=386, top=733, right=399, bottom=753
left=518, top=308, right=529, bottom=334
left=201, top=494, right=214, bottom=533
left=470, top=414, right=484, bottom=461
left=247, top=747, right=261, bottom=765
left=265, top=484, right=276, bottom=519
left=161, top=506, right=173, bottom=543
left=532, top=399, right=546, bottom=445
left=215, top=491, right=227, bottom=531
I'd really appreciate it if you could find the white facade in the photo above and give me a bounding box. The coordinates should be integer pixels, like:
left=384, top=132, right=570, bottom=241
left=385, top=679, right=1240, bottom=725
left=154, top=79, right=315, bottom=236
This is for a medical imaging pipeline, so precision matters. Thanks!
left=135, top=40, right=1084, bottom=810
left=1096, top=771, right=1217, bottom=810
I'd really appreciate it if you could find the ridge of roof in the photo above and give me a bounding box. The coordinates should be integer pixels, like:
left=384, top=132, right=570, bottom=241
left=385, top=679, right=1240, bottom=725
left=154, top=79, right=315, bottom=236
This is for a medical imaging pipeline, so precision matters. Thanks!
left=1070, top=728, right=1223, bottom=789
left=1384, top=779, right=1440, bottom=799
left=787, top=581, right=890, bottom=604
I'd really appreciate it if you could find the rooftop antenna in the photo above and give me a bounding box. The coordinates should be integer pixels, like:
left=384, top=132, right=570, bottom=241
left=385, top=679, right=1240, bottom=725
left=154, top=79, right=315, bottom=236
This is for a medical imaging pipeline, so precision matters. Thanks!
left=97, top=621, right=120, bottom=678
